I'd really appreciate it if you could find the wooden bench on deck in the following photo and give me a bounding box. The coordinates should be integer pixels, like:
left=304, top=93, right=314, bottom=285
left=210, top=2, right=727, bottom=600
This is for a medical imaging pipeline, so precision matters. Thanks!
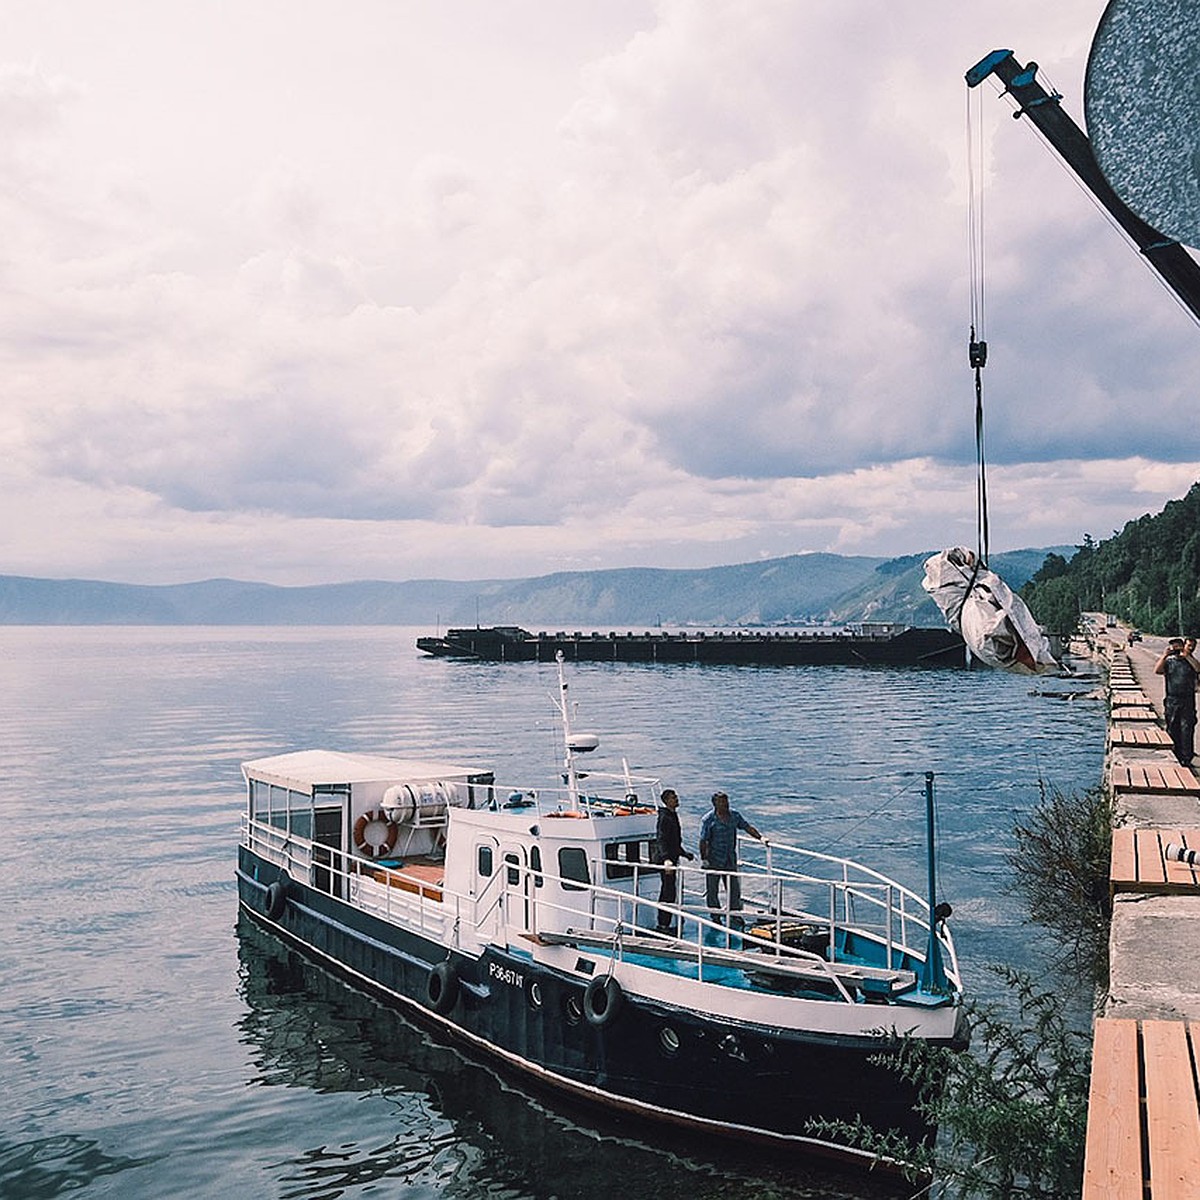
left=1110, top=828, right=1200, bottom=895
left=1083, top=1018, right=1200, bottom=1199
left=1111, top=764, right=1200, bottom=795
left=368, top=861, right=445, bottom=902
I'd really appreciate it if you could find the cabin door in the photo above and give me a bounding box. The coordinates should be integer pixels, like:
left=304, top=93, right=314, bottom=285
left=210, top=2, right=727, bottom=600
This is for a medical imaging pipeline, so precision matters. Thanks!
left=501, top=845, right=532, bottom=933
left=312, top=807, right=344, bottom=898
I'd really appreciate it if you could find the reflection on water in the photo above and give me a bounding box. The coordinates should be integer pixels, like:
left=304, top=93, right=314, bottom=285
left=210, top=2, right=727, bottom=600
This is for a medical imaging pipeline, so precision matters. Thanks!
left=0, top=1135, right=154, bottom=1199
left=235, top=916, right=905, bottom=1200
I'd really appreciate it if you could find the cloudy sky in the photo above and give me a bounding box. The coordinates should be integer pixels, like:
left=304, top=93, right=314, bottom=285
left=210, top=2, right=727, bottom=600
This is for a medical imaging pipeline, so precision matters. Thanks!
left=3, top=0, right=1198, bottom=586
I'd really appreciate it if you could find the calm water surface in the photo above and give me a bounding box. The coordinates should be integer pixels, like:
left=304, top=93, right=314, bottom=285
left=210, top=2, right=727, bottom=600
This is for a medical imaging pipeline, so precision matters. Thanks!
left=0, top=627, right=1106, bottom=1199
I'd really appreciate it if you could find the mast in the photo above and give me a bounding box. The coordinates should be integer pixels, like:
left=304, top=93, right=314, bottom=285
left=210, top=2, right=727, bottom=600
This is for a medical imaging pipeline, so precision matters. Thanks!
left=966, top=49, right=1200, bottom=324
left=919, top=771, right=950, bottom=995
left=555, top=651, right=598, bottom=809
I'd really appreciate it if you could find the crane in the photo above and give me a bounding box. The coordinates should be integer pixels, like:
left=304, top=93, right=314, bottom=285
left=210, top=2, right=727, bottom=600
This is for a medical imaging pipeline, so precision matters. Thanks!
left=966, top=49, right=1200, bottom=324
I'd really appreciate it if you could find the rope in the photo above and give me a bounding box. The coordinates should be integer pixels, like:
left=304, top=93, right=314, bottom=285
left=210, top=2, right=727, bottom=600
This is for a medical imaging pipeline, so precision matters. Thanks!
left=966, top=83, right=990, bottom=573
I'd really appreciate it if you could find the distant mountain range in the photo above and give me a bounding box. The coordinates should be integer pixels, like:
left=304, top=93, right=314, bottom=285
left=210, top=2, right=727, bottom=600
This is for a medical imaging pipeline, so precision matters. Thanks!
left=0, top=547, right=1066, bottom=626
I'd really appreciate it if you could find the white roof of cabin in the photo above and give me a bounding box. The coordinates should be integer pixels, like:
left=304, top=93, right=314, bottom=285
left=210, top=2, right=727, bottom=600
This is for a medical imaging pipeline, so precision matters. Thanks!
left=242, top=749, right=482, bottom=792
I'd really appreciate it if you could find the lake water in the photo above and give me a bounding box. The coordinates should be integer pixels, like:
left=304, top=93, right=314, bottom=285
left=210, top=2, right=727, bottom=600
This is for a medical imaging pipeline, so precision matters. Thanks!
left=0, top=627, right=1107, bottom=1199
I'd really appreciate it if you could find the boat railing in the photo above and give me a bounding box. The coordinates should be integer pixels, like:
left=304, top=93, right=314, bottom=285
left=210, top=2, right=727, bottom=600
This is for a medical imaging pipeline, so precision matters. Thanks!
left=511, top=861, right=929, bottom=1003
left=242, top=812, right=518, bottom=943
left=241, top=811, right=959, bottom=992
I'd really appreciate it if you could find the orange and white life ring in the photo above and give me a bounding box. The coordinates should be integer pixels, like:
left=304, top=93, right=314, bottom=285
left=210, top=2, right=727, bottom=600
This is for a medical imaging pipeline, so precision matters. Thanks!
left=353, top=809, right=399, bottom=858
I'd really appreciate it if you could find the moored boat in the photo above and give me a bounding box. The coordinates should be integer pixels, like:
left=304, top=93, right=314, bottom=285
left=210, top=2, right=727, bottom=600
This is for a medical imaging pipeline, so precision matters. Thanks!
left=236, top=654, right=966, bottom=1175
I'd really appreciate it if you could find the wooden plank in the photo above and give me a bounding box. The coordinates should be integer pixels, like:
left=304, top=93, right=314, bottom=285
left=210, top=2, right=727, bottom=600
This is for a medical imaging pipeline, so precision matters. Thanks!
left=1111, top=829, right=1200, bottom=894
left=1111, top=764, right=1200, bottom=794
left=1142, top=1021, right=1200, bottom=1199
left=1110, top=828, right=1138, bottom=892
left=1109, top=726, right=1172, bottom=748
left=1133, top=829, right=1168, bottom=888
left=1082, top=1018, right=1143, bottom=1200
left=1112, top=708, right=1159, bottom=723
left=1112, top=691, right=1151, bottom=707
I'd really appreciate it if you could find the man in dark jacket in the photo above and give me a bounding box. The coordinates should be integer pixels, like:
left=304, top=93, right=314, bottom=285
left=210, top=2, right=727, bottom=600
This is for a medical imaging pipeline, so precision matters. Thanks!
left=655, top=789, right=693, bottom=932
left=1155, top=637, right=1200, bottom=765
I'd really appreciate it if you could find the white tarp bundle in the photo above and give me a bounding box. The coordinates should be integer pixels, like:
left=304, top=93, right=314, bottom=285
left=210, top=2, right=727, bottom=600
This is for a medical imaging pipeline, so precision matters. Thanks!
left=922, top=547, right=1059, bottom=675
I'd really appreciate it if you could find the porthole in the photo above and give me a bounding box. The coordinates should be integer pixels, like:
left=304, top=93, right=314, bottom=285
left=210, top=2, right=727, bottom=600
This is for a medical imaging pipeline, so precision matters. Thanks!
left=527, top=980, right=543, bottom=1010
left=658, top=1026, right=680, bottom=1057
left=564, top=995, right=583, bottom=1025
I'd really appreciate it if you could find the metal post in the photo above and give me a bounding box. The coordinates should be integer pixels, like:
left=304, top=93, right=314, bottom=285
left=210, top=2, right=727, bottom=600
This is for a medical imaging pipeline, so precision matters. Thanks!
left=920, top=771, right=949, bottom=994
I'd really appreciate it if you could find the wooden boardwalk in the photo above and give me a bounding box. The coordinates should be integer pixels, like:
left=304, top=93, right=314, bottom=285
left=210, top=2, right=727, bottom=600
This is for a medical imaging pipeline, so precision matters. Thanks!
left=1086, top=638, right=1200, bottom=1197
left=1110, top=763, right=1200, bottom=794
left=1110, top=827, right=1200, bottom=894
left=1108, top=725, right=1172, bottom=749
left=1083, top=1018, right=1200, bottom=1199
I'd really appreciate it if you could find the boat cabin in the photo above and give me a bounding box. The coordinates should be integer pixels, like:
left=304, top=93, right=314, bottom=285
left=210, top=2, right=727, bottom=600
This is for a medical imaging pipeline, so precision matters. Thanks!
left=241, top=749, right=665, bottom=944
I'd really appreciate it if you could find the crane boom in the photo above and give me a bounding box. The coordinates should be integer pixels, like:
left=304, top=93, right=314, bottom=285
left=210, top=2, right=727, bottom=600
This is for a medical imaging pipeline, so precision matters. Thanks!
left=966, top=49, right=1200, bottom=324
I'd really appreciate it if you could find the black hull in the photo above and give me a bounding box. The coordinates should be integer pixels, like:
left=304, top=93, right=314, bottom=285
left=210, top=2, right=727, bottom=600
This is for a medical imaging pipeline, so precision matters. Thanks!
left=238, top=849, right=944, bottom=1176
left=416, top=626, right=966, bottom=668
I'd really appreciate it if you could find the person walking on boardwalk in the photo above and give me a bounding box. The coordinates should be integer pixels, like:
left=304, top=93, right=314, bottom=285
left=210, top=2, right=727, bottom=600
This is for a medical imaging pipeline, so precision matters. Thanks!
left=654, top=789, right=693, bottom=932
left=699, top=791, right=763, bottom=926
left=1154, top=637, right=1200, bottom=766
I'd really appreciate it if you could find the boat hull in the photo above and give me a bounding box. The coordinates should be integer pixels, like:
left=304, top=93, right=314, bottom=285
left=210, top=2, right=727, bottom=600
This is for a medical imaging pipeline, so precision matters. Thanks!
left=238, top=847, right=953, bottom=1173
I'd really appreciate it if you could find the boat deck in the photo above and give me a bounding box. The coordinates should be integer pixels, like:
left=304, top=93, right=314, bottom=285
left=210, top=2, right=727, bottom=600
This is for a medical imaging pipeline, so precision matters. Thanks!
left=362, top=859, right=446, bottom=902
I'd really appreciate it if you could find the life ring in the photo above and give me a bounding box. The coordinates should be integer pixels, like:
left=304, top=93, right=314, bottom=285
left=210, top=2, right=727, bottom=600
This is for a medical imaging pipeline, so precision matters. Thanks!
left=582, top=975, right=623, bottom=1028
left=265, top=874, right=289, bottom=920
left=426, top=959, right=460, bottom=1015
left=353, top=809, right=399, bottom=858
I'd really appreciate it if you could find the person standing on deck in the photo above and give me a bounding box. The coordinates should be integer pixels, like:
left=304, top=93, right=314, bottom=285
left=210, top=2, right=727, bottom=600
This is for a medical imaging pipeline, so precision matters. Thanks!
left=654, top=789, right=693, bottom=933
left=699, top=791, right=763, bottom=926
left=1155, top=637, right=1200, bottom=766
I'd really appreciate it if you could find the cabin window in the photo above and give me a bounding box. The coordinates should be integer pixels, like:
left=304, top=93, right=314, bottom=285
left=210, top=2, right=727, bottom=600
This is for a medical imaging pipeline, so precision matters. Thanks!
left=505, top=852, right=521, bottom=885
left=604, top=840, right=650, bottom=881
left=268, top=785, right=289, bottom=830
left=289, top=799, right=313, bottom=840
left=477, top=845, right=494, bottom=877
left=558, top=847, right=590, bottom=891
left=250, top=779, right=270, bottom=820
left=530, top=845, right=543, bottom=888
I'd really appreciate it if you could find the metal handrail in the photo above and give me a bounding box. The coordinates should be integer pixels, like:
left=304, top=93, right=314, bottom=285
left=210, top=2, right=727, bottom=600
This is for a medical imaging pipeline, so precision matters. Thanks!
left=240, top=812, right=961, bottom=992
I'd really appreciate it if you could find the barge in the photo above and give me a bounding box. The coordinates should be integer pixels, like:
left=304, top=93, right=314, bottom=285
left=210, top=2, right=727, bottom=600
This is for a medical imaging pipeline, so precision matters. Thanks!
left=416, top=623, right=967, bottom=666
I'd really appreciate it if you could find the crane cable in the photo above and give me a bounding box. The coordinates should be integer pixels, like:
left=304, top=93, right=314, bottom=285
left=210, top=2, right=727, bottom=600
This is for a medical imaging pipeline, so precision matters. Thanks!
left=966, top=83, right=990, bottom=573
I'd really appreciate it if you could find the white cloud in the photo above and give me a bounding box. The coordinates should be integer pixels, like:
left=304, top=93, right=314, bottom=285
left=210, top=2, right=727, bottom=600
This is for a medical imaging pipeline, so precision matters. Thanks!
left=2, top=0, right=1197, bottom=586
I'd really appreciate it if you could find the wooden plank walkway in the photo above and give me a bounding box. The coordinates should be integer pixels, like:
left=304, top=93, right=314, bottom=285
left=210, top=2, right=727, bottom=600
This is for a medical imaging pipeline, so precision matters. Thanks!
left=1109, top=706, right=1160, bottom=722
left=1110, top=828, right=1200, bottom=894
left=1083, top=1018, right=1200, bottom=1200
left=1108, top=726, right=1173, bottom=749
left=1111, top=763, right=1200, bottom=794
left=1111, top=690, right=1151, bottom=708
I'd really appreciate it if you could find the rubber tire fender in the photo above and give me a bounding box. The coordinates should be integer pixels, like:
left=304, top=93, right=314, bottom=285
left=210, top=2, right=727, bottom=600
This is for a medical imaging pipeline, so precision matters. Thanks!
left=583, top=975, right=623, bottom=1028
left=426, top=959, right=460, bottom=1015
left=265, top=874, right=290, bottom=921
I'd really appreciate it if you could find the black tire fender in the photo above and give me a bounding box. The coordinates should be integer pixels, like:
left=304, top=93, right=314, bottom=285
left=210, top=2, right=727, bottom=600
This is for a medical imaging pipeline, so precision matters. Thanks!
left=583, top=975, right=623, bottom=1028
left=426, top=959, right=460, bottom=1015
left=265, top=875, right=289, bottom=921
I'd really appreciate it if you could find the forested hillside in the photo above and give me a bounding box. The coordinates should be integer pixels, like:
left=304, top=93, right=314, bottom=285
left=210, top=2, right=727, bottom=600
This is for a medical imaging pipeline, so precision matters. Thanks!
left=1022, top=482, right=1200, bottom=635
